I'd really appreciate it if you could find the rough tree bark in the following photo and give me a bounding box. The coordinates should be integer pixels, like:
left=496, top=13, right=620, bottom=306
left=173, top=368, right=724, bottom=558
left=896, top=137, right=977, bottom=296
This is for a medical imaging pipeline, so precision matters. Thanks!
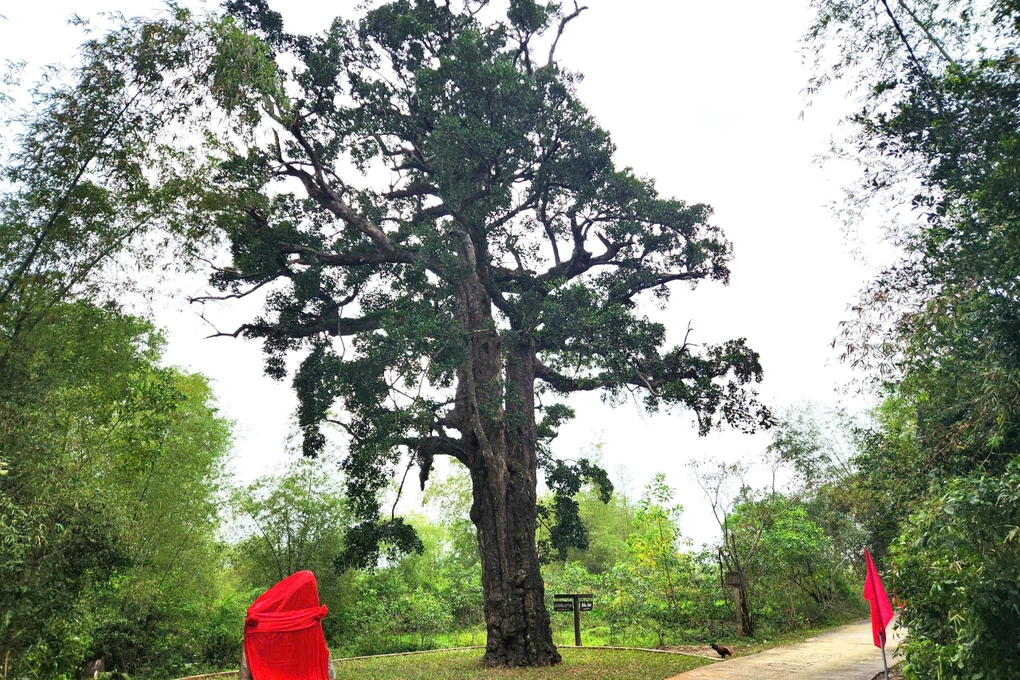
left=452, top=245, right=558, bottom=666
left=467, top=427, right=557, bottom=667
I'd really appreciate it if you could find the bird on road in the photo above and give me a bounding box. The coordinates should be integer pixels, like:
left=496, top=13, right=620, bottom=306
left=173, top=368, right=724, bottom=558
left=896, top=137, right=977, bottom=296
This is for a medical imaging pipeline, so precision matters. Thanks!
left=710, top=643, right=733, bottom=659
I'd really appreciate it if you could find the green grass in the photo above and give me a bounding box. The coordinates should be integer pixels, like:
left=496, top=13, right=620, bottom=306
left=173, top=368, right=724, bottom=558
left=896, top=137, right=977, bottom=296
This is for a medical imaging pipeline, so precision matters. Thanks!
left=332, top=647, right=712, bottom=680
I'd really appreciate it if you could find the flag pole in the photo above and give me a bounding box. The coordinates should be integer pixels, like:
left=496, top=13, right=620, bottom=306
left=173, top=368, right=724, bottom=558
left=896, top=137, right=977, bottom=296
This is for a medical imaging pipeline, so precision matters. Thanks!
left=879, top=631, right=889, bottom=680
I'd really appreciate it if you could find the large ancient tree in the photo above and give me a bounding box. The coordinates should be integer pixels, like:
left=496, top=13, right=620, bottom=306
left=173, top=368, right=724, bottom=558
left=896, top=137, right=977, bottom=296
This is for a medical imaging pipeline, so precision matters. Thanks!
left=187, top=0, right=771, bottom=666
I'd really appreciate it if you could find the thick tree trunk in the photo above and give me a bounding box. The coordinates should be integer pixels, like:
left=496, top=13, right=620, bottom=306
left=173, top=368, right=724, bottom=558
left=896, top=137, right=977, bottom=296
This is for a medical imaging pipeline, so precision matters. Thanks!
left=454, top=254, right=559, bottom=667
left=470, top=338, right=559, bottom=667
left=468, top=446, right=559, bottom=666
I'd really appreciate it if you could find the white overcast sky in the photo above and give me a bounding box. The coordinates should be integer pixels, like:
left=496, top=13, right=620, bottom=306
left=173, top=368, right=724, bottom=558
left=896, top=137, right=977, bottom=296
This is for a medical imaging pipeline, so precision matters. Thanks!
left=0, top=1, right=884, bottom=546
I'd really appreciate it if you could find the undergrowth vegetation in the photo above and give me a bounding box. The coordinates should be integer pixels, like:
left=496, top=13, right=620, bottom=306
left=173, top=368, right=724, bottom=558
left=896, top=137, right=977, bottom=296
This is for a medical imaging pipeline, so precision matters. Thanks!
left=237, top=426, right=868, bottom=663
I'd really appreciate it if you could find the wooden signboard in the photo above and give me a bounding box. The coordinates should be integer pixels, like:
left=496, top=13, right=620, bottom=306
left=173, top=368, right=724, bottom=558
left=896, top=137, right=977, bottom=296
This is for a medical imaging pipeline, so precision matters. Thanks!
left=552, top=594, right=594, bottom=646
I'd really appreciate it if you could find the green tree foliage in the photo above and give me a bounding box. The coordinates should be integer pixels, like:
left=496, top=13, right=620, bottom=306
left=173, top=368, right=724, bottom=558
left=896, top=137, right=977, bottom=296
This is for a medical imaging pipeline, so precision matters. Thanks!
left=221, top=461, right=864, bottom=656
left=0, top=20, right=239, bottom=674
left=562, top=476, right=635, bottom=574
left=237, top=464, right=490, bottom=657
left=807, top=2, right=1020, bottom=676
left=230, top=456, right=352, bottom=643
left=59, top=0, right=772, bottom=664
left=539, top=466, right=865, bottom=647
left=694, top=408, right=870, bottom=639
left=0, top=303, right=236, bottom=679
left=91, top=371, right=238, bottom=679
left=694, top=460, right=776, bottom=637
left=536, top=444, right=625, bottom=566
left=0, top=8, right=221, bottom=365
left=891, top=460, right=1020, bottom=678
left=767, top=404, right=867, bottom=572
left=846, top=394, right=928, bottom=560
left=706, top=492, right=864, bottom=637
left=763, top=408, right=870, bottom=630
left=324, top=509, right=483, bottom=656
left=542, top=474, right=694, bottom=647
left=807, top=0, right=1020, bottom=465
left=232, top=456, right=349, bottom=585
left=625, top=475, right=695, bottom=646
left=420, top=464, right=484, bottom=627
left=741, top=500, right=863, bottom=631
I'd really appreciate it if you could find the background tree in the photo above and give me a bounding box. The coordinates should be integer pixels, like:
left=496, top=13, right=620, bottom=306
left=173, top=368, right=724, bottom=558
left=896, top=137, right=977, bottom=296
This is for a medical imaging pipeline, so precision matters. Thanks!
left=420, top=463, right=484, bottom=627
left=91, top=370, right=237, bottom=678
left=807, top=2, right=1020, bottom=676
left=144, top=0, right=773, bottom=666
left=0, top=303, right=237, bottom=680
left=0, top=8, right=217, bottom=380
left=625, top=474, right=693, bottom=645
left=545, top=467, right=635, bottom=574
left=0, top=17, right=242, bottom=676
left=891, top=460, right=1020, bottom=676
left=766, top=404, right=867, bottom=577
left=693, top=407, right=869, bottom=640
left=230, top=455, right=351, bottom=643
left=693, top=460, right=779, bottom=637
left=536, top=443, right=618, bottom=564
left=232, top=456, right=349, bottom=586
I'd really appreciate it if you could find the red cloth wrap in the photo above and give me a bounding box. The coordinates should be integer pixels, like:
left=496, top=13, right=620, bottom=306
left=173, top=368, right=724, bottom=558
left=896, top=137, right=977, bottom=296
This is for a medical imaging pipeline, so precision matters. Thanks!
left=243, top=571, right=332, bottom=680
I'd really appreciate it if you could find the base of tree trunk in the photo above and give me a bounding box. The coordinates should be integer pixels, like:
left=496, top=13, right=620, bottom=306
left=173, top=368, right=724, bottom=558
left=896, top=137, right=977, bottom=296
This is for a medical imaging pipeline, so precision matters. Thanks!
left=481, top=640, right=561, bottom=667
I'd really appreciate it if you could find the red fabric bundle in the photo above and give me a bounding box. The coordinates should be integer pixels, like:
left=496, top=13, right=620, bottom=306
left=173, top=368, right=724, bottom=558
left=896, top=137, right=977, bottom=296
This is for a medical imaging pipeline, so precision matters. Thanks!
left=244, top=571, right=331, bottom=680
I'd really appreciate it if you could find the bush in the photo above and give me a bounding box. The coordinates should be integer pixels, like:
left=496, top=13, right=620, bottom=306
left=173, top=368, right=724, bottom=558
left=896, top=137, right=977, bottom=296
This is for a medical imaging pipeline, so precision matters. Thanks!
left=893, top=459, right=1020, bottom=680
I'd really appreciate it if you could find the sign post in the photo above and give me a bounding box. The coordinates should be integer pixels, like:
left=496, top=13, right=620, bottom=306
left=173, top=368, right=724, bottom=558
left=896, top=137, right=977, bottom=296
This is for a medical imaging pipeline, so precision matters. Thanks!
left=553, top=594, right=593, bottom=646
left=725, top=572, right=745, bottom=637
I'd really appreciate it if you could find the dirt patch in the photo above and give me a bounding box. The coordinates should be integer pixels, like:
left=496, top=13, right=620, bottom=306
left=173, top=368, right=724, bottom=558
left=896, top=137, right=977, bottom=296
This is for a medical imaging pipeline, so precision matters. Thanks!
left=660, top=645, right=732, bottom=660
left=870, top=666, right=904, bottom=680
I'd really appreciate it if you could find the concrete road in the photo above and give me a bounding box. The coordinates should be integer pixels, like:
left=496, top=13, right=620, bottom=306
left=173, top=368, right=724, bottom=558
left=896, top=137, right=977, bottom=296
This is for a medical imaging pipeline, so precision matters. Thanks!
left=669, top=619, right=902, bottom=680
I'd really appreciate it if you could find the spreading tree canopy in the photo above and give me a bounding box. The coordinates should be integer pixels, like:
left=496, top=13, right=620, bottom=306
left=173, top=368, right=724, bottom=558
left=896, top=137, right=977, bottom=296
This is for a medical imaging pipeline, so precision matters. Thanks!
left=69, top=0, right=771, bottom=666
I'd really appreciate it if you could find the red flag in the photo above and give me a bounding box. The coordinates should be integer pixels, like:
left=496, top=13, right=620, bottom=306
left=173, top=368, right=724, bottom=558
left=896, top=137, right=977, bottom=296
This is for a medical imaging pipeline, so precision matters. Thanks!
left=863, top=549, right=894, bottom=648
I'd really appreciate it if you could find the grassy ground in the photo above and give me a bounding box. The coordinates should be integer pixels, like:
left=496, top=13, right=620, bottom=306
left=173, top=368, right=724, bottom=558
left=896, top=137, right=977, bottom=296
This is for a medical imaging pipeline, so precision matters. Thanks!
left=332, top=611, right=870, bottom=658
left=332, top=647, right=712, bottom=680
